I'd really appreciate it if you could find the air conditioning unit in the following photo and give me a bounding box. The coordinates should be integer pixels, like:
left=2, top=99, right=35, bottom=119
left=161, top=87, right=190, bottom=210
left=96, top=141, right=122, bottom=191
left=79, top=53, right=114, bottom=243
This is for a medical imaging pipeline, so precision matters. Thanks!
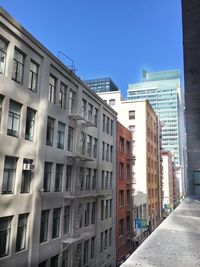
left=23, top=163, right=34, bottom=171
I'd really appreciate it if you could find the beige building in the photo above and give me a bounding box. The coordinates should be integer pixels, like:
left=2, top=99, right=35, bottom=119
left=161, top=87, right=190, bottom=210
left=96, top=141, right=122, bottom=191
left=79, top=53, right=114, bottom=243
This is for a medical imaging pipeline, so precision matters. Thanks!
left=97, top=91, right=161, bottom=234
left=0, top=7, right=117, bottom=267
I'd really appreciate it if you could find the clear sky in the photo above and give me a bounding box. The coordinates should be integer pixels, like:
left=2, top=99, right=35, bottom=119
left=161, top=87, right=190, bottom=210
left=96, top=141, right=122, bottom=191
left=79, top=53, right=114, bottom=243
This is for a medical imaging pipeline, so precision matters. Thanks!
left=0, top=0, right=183, bottom=96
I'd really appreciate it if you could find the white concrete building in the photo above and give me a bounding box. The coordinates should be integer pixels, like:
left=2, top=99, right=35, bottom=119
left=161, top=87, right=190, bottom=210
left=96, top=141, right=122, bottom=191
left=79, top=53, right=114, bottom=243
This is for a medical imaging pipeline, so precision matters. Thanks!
left=97, top=91, right=161, bottom=233
left=0, top=7, right=117, bottom=267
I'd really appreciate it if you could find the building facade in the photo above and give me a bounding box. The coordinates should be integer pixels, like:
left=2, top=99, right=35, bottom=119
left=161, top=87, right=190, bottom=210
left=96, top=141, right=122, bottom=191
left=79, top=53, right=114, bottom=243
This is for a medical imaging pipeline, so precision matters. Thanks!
left=182, top=0, right=200, bottom=196
left=127, top=70, right=184, bottom=170
left=116, top=122, right=133, bottom=266
left=84, top=78, right=119, bottom=93
left=0, top=8, right=117, bottom=267
left=97, top=91, right=161, bottom=239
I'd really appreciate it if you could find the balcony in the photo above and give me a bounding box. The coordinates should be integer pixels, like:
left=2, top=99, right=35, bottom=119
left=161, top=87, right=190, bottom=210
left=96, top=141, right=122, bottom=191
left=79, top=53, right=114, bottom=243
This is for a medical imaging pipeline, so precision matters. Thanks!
left=122, top=197, right=200, bottom=266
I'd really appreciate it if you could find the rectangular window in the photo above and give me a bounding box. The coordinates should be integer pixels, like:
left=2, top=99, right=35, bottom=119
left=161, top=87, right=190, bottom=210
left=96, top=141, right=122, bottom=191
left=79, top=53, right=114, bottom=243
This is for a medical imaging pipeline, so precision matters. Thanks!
left=106, top=144, right=109, bottom=161
left=129, top=110, right=135, bottom=120
left=83, top=240, right=89, bottom=264
left=120, top=137, right=124, bottom=153
left=0, top=95, right=3, bottom=126
left=101, top=171, right=104, bottom=189
left=129, top=125, right=135, bottom=133
left=91, top=202, right=95, bottom=224
left=67, top=126, right=74, bottom=151
left=101, top=232, right=103, bottom=253
left=105, top=171, right=109, bottom=189
left=119, top=190, right=124, bottom=207
left=126, top=216, right=131, bottom=232
left=82, top=99, right=87, bottom=117
left=55, top=164, right=63, bottom=192
left=87, top=135, right=92, bottom=157
left=85, top=168, right=91, bottom=190
left=62, top=249, right=69, bottom=267
left=7, top=100, right=21, bottom=137
left=88, top=103, right=93, bottom=122
left=68, top=89, right=76, bottom=114
left=85, top=203, right=90, bottom=226
left=102, top=142, right=105, bottom=160
left=39, top=261, right=47, bottom=267
left=80, top=167, right=85, bottom=190
left=119, top=162, right=124, bottom=180
left=66, top=165, right=72, bottom=191
left=12, top=48, right=24, bottom=84
left=0, top=216, right=12, bottom=257
left=126, top=190, right=131, bottom=206
left=110, top=146, right=113, bottom=162
left=109, top=99, right=115, bottom=105
left=49, top=75, right=56, bottom=104
left=104, top=230, right=108, bottom=249
left=126, top=141, right=131, bottom=155
left=28, top=60, right=38, bottom=92
left=64, top=206, right=70, bottom=234
left=0, top=37, right=7, bottom=74
left=126, top=164, right=130, bottom=180
left=109, top=228, right=112, bottom=247
left=52, top=208, right=61, bottom=239
left=105, top=200, right=109, bottom=219
left=43, top=162, right=52, bottom=192
left=57, top=122, right=65, bottom=149
left=110, top=172, right=113, bottom=189
left=110, top=120, right=113, bottom=136
left=16, top=213, right=28, bottom=251
left=109, top=199, right=112, bottom=217
left=106, top=117, right=110, bottom=134
left=92, top=169, right=97, bottom=190
left=25, top=107, right=35, bottom=141
left=119, top=219, right=124, bottom=237
left=46, top=117, right=54, bottom=146
left=103, top=114, right=105, bottom=132
left=59, top=83, right=67, bottom=110
left=93, top=138, right=98, bottom=158
left=91, top=237, right=95, bottom=259
left=50, top=255, right=59, bottom=267
left=94, top=108, right=98, bottom=127
left=101, top=200, right=104, bottom=220
left=21, top=161, right=32, bottom=194
left=2, top=156, right=17, bottom=194
left=40, top=210, right=49, bottom=243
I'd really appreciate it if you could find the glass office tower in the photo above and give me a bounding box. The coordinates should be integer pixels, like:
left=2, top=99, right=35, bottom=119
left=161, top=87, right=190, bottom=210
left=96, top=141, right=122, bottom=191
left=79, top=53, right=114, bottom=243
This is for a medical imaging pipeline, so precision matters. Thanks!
left=128, top=70, right=184, bottom=166
left=85, top=77, right=119, bottom=93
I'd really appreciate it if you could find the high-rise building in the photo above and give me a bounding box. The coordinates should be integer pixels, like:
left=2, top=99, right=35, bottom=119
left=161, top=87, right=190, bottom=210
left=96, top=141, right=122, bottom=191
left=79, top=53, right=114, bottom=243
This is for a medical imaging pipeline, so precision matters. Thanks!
left=127, top=70, right=184, bottom=168
left=85, top=77, right=119, bottom=93
left=0, top=7, right=117, bottom=267
left=97, top=91, right=161, bottom=242
left=182, top=0, right=200, bottom=196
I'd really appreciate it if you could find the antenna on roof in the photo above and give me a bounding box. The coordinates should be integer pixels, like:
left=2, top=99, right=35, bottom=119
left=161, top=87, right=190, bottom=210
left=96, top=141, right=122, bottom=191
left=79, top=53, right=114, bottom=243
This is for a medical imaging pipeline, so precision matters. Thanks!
left=57, top=51, right=77, bottom=74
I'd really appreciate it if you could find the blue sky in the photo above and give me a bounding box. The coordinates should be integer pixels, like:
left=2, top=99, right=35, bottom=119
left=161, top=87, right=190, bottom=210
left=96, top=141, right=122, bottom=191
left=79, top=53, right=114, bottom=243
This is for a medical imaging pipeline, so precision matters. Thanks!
left=0, top=0, right=183, bottom=96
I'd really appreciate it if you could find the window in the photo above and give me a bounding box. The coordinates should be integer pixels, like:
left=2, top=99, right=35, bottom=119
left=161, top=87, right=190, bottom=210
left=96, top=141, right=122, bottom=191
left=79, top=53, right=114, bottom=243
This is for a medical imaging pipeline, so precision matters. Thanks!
left=105, top=171, right=109, bottom=189
left=102, top=142, right=105, bottom=160
left=79, top=167, right=85, bottom=190
left=91, top=202, right=95, bottom=224
left=106, top=117, right=110, bottom=134
left=106, top=144, right=109, bottom=161
left=91, top=237, right=95, bottom=259
left=101, top=232, right=103, bottom=252
left=0, top=95, right=3, bottom=126
left=85, top=168, right=91, bottom=190
left=104, top=230, right=108, bottom=249
left=126, top=164, right=130, bottom=180
left=110, top=120, right=113, bottom=136
left=119, top=190, right=124, bottom=207
left=16, top=213, right=28, bottom=251
left=50, top=255, right=59, bottom=267
left=28, top=60, right=38, bottom=92
left=0, top=216, right=12, bottom=257
left=43, top=162, right=52, bottom=192
left=52, top=208, right=61, bottom=238
left=126, top=190, right=131, bottom=206
left=103, top=114, right=105, bottom=132
left=82, top=98, right=87, bottom=117
left=88, top=103, right=93, bottom=121
left=40, top=210, right=49, bottom=243
left=94, top=108, right=98, bottom=126
left=126, top=216, right=131, bottom=232
left=129, top=125, right=135, bottom=133
left=93, top=138, right=98, bottom=158
left=85, top=203, right=90, bottom=226
left=109, top=228, right=112, bottom=246
left=87, top=135, right=92, bottom=157
left=21, top=160, right=32, bottom=194
left=7, top=100, right=21, bottom=137
left=92, top=169, right=97, bottom=190
left=109, top=99, right=115, bottom=105
left=129, top=110, right=135, bottom=120
left=57, top=122, right=65, bottom=149
left=12, top=48, right=24, bottom=84
left=83, top=240, right=89, bottom=264
left=2, top=156, right=17, bottom=194
left=79, top=131, right=86, bottom=155
left=25, top=107, right=35, bottom=141
left=0, top=37, right=7, bottom=74
left=67, top=126, right=73, bottom=151
left=49, top=75, right=56, bottom=104
left=101, top=200, right=104, bottom=220
left=119, top=162, right=124, bottom=179
left=62, top=249, right=69, bottom=267
left=101, top=171, right=104, bottom=189
left=59, top=83, right=67, bottom=110
left=126, top=141, right=131, bottom=155
left=46, top=117, right=54, bottom=146
left=109, top=199, right=112, bottom=217
left=66, top=165, right=72, bottom=191
left=119, top=137, right=124, bottom=153
left=55, top=164, right=63, bottom=192
left=64, top=206, right=70, bottom=234
left=110, top=146, right=113, bottom=162
left=68, top=89, right=76, bottom=114
left=105, top=200, right=109, bottom=219
left=119, top=219, right=124, bottom=237
left=39, top=261, right=47, bottom=267
left=110, top=172, right=113, bottom=189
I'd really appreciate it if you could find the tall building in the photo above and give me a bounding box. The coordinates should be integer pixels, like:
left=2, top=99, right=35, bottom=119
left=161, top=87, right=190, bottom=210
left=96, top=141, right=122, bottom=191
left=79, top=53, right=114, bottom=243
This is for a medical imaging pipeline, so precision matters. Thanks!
left=127, top=70, right=184, bottom=168
left=116, top=122, right=133, bottom=266
left=182, top=0, right=200, bottom=196
left=0, top=7, right=117, bottom=267
left=97, top=91, right=161, bottom=241
left=84, top=78, right=119, bottom=93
